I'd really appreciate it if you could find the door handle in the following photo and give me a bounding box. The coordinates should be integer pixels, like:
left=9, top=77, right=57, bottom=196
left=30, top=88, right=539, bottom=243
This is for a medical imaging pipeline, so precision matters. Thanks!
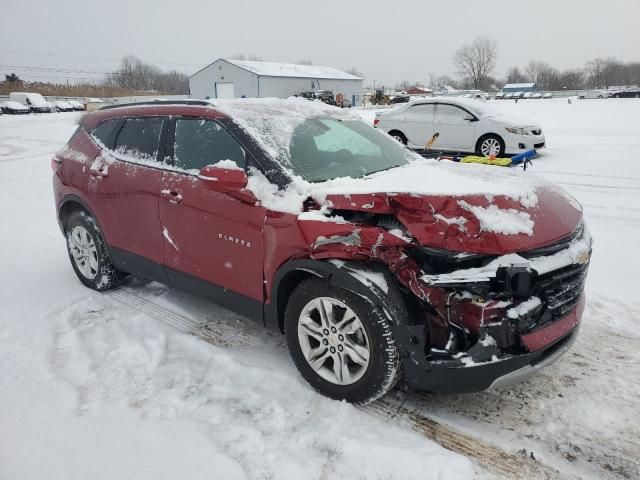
left=160, top=189, right=183, bottom=204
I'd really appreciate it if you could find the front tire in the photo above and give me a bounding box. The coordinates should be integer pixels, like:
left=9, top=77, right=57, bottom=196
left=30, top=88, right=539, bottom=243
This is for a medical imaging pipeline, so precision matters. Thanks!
left=477, top=134, right=505, bottom=157
left=65, top=210, right=123, bottom=291
left=284, top=278, right=401, bottom=404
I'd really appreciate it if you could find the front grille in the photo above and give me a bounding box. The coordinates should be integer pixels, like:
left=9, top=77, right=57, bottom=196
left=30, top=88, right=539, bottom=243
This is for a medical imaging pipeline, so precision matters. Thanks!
left=534, top=142, right=545, bottom=149
left=534, top=262, right=588, bottom=321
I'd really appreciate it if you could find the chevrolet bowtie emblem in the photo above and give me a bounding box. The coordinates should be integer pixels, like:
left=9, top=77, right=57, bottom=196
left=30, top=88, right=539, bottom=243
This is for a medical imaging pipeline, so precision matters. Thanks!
left=577, top=250, right=591, bottom=265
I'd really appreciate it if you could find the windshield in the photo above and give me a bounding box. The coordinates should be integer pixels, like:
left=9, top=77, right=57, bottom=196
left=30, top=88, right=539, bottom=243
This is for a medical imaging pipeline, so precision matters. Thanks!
left=288, top=117, right=410, bottom=182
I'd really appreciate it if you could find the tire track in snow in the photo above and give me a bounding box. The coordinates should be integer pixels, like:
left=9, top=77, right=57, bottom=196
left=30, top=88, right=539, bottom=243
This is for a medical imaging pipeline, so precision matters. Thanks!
left=105, top=287, right=569, bottom=480
left=107, top=289, right=251, bottom=347
left=364, top=398, right=566, bottom=479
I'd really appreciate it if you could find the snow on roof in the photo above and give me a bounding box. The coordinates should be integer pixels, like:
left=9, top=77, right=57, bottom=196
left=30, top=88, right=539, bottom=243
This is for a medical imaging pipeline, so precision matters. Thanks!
left=503, top=83, right=535, bottom=89
left=210, top=97, right=353, bottom=164
left=222, top=59, right=362, bottom=80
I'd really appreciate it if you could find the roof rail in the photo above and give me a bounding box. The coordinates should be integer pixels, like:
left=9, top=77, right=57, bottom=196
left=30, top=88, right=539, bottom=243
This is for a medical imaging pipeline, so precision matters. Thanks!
left=99, top=99, right=211, bottom=110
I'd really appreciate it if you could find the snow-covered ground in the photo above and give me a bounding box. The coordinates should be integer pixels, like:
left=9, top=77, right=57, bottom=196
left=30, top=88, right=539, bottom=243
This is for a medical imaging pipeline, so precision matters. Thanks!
left=1, top=99, right=639, bottom=479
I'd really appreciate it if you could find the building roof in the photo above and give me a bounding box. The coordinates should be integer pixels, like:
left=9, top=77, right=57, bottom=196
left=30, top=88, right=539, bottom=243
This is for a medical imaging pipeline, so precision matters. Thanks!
left=406, top=86, right=433, bottom=94
left=192, top=58, right=362, bottom=81
left=503, top=82, right=535, bottom=89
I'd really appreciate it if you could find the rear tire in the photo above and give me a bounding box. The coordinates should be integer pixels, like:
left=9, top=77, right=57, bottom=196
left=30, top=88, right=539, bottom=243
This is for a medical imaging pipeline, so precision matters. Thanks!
left=284, top=278, right=401, bottom=404
left=388, top=130, right=407, bottom=145
left=65, top=210, right=124, bottom=291
left=476, top=134, right=505, bottom=157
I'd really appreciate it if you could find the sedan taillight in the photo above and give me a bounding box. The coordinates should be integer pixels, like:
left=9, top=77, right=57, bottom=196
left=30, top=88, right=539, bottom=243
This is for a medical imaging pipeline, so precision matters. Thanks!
left=373, top=118, right=380, bottom=126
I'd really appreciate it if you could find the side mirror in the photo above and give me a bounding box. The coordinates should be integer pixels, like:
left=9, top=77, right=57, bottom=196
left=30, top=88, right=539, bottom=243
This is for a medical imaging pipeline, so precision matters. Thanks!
left=464, top=114, right=477, bottom=122
left=198, top=165, right=248, bottom=192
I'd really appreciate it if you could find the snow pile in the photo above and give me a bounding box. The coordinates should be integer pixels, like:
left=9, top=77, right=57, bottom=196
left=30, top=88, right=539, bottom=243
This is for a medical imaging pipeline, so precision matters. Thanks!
left=50, top=296, right=472, bottom=480
left=458, top=200, right=534, bottom=236
left=212, top=159, right=243, bottom=170
left=507, top=297, right=542, bottom=319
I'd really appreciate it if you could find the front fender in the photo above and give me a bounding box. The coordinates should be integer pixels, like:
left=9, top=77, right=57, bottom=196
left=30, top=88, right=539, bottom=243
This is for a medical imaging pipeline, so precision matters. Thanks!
left=266, top=258, right=410, bottom=332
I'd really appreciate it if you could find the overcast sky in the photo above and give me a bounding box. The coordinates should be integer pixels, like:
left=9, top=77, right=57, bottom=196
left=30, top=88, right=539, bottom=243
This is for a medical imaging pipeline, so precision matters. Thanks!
left=1, top=0, right=638, bottom=86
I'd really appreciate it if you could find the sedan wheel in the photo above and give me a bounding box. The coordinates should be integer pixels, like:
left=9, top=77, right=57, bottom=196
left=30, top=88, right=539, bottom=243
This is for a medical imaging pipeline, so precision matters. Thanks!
left=479, top=136, right=503, bottom=157
left=297, top=297, right=370, bottom=385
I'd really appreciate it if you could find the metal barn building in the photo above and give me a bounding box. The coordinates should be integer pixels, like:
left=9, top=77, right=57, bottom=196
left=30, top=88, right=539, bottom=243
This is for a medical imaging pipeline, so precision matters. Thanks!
left=502, top=82, right=536, bottom=93
left=189, top=58, right=363, bottom=105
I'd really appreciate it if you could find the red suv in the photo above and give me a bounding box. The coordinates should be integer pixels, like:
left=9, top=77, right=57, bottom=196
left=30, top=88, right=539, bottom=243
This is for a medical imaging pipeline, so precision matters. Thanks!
left=52, top=99, right=591, bottom=404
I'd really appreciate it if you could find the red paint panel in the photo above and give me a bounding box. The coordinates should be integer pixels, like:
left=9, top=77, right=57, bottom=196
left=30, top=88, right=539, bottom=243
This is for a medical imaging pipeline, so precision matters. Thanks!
left=521, top=295, right=585, bottom=352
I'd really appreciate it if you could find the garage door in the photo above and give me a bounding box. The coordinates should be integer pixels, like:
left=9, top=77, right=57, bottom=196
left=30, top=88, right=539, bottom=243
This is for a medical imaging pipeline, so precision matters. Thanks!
left=216, top=82, right=235, bottom=99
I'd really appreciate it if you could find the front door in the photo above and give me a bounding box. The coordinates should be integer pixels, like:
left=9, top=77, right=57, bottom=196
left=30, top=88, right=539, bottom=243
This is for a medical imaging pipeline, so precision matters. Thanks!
left=433, top=104, right=477, bottom=151
left=158, top=117, right=266, bottom=311
left=85, top=116, right=167, bottom=279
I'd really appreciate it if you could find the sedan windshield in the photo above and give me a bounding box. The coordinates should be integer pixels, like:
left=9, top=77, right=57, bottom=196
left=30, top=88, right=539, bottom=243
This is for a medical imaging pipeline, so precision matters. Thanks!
left=288, top=117, right=410, bottom=182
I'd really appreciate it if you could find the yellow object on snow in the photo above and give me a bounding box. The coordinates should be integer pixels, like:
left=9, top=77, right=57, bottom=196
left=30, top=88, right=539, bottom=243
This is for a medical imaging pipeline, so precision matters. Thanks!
left=460, top=156, right=512, bottom=167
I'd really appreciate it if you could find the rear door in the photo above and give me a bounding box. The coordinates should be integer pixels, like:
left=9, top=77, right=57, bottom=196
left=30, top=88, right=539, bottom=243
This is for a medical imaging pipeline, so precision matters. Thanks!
left=158, top=117, right=266, bottom=309
left=433, top=103, right=477, bottom=151
left=85, top=116, right=168, bottom=280
left=401, top=103, right=435, bottom=148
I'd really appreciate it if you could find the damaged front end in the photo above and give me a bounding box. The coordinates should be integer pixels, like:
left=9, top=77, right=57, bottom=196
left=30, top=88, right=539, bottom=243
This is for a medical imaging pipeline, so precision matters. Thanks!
left=297, top=193, right=592, bottom=393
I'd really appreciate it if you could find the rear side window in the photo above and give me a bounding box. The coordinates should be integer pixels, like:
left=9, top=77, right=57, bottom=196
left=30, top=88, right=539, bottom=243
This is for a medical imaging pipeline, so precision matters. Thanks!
left=91, top=119, right=120, bottom=147
left=405, top=104, right=435, bottom=120
left=435, top=105, right=467, bottom=122
left=115, top=117, right=164, bottom=161
left=173, top=119, right=245, bottom=171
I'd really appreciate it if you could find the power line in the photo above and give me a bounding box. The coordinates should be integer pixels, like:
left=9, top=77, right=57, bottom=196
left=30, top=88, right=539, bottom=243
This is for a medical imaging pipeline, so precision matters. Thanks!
left=0, top=49, right=203, bottom=68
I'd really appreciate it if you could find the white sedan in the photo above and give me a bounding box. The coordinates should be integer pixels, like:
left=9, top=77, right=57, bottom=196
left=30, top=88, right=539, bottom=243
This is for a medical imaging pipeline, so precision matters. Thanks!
left=374, top=97, right=546, bottom=157
left=579, top=90, right=611, bottom=99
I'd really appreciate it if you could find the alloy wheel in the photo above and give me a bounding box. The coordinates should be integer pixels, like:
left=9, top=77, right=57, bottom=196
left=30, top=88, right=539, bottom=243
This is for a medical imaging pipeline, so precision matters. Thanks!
left=68, top=225, right=99, bottom=279
left=480, top=137, right=502, bottom=156
left=297, top=297, right=371, bottom=385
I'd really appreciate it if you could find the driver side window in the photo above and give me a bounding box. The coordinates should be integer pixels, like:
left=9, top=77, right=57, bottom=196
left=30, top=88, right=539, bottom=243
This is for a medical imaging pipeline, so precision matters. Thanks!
left=173, top=119, right=246, bottom=172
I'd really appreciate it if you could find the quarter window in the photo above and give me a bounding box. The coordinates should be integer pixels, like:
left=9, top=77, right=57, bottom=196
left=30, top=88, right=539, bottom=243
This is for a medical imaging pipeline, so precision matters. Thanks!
left=114, top=117, right=164, bottom=161
left=91, top=119, right=120, bottom=147
left=173, top=119, right=245, bottom=172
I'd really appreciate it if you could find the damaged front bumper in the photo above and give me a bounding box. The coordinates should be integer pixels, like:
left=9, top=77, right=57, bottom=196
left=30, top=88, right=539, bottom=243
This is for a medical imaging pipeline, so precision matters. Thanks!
left=390, top=225, right=591, bottom=393
left=392, top=295, right=584, bottom=393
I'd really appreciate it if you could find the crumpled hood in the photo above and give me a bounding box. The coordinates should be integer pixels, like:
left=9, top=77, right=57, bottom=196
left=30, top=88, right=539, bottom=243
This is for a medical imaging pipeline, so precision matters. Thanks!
left=309, top=161, right=582, bottom=255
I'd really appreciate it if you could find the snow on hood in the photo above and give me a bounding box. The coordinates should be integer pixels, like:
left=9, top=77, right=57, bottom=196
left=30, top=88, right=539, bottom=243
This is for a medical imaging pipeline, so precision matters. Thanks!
left=486, top=112, right=541, bottom=128
left=246, top=154, right=582, bottom=253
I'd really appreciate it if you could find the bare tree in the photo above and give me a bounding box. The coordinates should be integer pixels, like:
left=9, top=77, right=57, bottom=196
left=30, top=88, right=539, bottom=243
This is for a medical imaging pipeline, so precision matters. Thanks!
left=296, top=59, right=313, bottom=65
left=345, top=67, right=363, bottom=78
left=524, top=60, right=558, bottom=90
left=505, top=66, right=527, bottom=84
left=453, top=36, right=498, bottom=89
left=106, top=55, right=188, bottom=94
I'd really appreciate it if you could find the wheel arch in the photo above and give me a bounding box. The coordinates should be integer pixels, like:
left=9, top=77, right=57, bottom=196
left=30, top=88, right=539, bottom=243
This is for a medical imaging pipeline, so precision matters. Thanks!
left=475, top=132, right=505, bottom=153
left=266, top=259, right=410, bottom=333
left=386, top=129, right=408, bottom=144
left=57, top=196, right=112, bottom=259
